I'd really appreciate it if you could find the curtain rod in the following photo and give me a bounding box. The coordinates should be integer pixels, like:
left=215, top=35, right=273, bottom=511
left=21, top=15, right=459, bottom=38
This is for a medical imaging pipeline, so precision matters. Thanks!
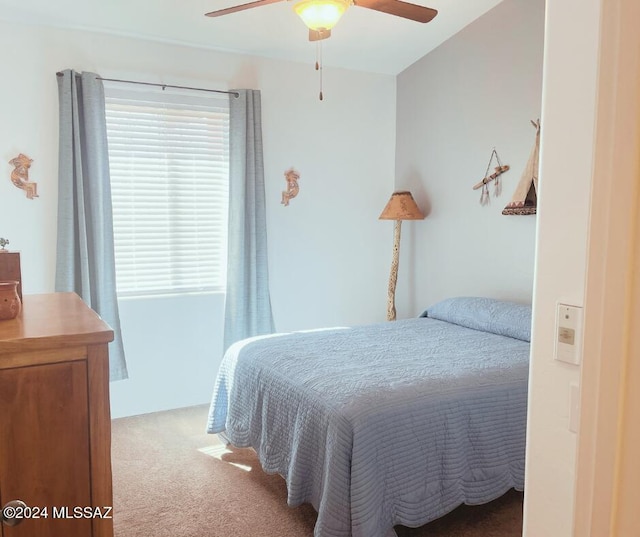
left=55, top=72, right=239, bottom=98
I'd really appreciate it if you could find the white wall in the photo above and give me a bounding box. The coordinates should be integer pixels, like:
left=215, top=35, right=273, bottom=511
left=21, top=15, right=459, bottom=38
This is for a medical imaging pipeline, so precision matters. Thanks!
left=394, top=0, right=545, bottom=316
left=523, top=0, right=602, bottom=534
left=0, top=20, right=396, bottom=417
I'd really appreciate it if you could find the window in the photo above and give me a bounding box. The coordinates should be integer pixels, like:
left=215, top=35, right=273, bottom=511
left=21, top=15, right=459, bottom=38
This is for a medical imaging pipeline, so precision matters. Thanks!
left=105, top=86, right=230, bottom=297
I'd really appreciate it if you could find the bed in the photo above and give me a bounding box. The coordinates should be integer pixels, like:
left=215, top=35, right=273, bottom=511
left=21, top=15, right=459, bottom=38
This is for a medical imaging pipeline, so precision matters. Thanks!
left=207, top=297, right=532, bottom=537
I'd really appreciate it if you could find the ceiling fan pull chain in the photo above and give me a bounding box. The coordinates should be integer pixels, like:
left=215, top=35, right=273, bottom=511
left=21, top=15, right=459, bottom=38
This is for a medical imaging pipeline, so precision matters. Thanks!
left=315, top=40, right=320, bottom=71
left=319, top=41, right=324, bottom=101
left=317, top=41, right=323, bottom=101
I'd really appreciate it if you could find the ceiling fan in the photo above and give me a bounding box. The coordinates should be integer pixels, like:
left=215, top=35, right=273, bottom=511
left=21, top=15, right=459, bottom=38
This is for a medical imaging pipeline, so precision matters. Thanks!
left=205, top=0, right=438, bottom=42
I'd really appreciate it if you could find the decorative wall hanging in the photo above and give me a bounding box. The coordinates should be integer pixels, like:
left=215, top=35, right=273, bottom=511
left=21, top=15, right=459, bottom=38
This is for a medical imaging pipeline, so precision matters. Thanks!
left=281, top=168, right=300, bottom=206
left=503, top=120, right=540, bottom=215
left=472, top=149, right=509, bottom=206
left=9, top=153, right=38, bottom=199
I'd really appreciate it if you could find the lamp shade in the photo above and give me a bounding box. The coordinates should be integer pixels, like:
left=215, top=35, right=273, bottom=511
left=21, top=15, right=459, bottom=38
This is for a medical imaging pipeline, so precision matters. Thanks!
left=379, top=191, right=425, bottom=220
left=293, top=0, right=350, bottom=30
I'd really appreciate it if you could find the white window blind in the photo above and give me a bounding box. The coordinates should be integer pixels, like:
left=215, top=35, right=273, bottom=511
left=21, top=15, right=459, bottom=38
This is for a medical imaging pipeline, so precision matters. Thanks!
left=104, top=86, right=230, bottom=297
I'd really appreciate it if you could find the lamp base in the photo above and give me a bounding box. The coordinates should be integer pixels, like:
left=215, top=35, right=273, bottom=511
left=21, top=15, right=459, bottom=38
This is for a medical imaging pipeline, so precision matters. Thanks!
left=386, top=220, right=402, bottom=321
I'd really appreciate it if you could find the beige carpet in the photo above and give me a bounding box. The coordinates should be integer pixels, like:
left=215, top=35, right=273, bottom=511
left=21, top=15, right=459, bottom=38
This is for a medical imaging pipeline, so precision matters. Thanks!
left=112, top=405, right=523, bottom=537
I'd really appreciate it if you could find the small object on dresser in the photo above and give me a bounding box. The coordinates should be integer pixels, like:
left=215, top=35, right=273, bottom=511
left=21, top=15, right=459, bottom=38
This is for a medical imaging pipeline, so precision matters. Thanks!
left=0, top=238, right=8, bottom=251
left=0, top=250, right=22, bottom=300
left=0, top=281, right=21, bottom=320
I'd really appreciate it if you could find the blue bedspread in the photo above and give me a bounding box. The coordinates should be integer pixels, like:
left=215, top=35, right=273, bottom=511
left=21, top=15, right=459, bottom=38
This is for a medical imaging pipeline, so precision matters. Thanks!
left=207, top=316, right=529, bottom=537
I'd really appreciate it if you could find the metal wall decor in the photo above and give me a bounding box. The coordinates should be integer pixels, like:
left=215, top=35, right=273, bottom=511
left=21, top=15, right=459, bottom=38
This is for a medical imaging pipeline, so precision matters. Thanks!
left=9, top=153, right=38, bottom=199
left=281, top=168, right=300, bottom=206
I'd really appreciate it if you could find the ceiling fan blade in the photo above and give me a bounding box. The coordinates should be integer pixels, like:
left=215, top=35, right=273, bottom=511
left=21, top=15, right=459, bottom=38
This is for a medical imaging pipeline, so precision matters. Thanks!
left=353, top=0, right=437, bottom=23
left=205, top=0, right=285, bottom=18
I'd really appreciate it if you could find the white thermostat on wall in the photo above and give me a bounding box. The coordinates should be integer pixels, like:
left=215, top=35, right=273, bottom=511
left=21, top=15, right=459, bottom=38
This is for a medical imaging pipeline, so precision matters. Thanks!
left=554, top=303, right=583, bottom=365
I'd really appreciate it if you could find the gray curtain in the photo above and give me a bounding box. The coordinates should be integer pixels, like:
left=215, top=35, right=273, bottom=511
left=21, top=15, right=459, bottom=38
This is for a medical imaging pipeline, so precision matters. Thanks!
left=56, top=69, right=128, bottom=381
left=223, top=89, right=275, bottom=351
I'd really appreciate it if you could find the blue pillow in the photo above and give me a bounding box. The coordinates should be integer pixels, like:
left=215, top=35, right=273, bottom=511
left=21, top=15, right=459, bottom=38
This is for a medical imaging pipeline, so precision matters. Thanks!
left=421, top=297, right=532, bottom=342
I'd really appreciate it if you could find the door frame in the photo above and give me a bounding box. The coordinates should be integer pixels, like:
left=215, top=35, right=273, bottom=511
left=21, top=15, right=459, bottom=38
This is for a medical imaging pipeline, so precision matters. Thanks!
left=573, top=0, right=640, bottom=533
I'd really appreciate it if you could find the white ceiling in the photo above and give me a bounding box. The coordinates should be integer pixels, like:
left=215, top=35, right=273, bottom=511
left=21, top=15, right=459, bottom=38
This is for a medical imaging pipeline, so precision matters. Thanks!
left=0, top=0, right=504, bottom=75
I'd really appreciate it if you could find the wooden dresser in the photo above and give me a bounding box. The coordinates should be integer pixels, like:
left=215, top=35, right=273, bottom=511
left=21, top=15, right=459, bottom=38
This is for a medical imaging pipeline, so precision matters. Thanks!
left=0, top=293, right=114, bottom=537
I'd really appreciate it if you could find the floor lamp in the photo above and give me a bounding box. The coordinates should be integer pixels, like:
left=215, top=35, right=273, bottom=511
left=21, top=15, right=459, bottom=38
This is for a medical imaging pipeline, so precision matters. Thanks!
left=379, top=191, right=425, bottom=321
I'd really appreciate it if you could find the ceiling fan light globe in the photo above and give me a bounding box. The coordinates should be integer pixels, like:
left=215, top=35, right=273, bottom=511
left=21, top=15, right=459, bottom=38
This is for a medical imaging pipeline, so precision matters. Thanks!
left=294, top=0, right=349, bottom=31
